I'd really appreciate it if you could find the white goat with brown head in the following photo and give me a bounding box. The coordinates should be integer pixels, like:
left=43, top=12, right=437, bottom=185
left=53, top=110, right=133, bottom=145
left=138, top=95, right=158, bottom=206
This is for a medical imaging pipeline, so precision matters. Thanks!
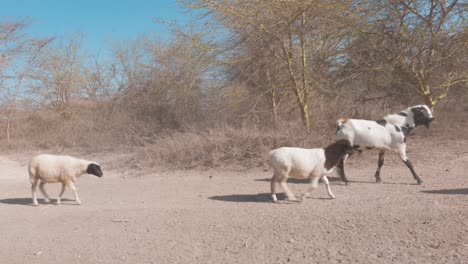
left=269, top=139, right=353, bottom=202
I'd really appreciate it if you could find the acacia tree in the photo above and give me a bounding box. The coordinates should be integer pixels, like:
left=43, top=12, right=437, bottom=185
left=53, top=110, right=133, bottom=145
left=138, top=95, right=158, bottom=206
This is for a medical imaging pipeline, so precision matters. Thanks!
left=110, top=39, right=148, bottom=95
left=183, top=0, right=315, bottom=126
left=82, top=57, right=112, bottom=99
left=28, top=34, right=87, bottom=117
left=182, top=0, right=365, bottom=128
left=144, top=28, right=216, bottom=124
left=0, top=20, right=30, bottom=144
left=107, top=26, right=216, bottom=130
left=0, top=20, right=52, bottom=143
left=388, top=0, right=467, bottom=110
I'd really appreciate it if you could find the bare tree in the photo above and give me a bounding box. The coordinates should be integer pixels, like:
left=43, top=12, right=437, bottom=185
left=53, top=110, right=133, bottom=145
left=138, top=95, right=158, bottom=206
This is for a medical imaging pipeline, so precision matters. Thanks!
left=0, top=20, right=52, bottom=144
left=82, top=57, right=112, bottom=99
left=109, top=39, right=148, bottom=95
left=182, top=0, right=365, bottom=128
left=143, top=28, right=215, bottom=123
left=388, top=0, right=467, bottom=110
left=28, top=34, right=87, bottom=117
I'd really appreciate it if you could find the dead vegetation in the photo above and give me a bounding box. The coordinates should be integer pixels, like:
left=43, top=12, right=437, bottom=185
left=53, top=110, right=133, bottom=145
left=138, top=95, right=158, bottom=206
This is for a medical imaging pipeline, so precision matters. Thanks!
left=0, top=1, right=466, bottom=172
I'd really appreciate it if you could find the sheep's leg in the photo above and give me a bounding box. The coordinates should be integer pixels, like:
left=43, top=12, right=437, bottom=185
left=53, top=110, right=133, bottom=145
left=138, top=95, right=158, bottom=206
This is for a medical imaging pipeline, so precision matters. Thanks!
left=337, top=154, right=350, bottom=185
left=374, top=151, right=385, bottom=183
left=321, top=176, right=335, bottom=199
left=57, top=183, right=66, bottom=205
left=67, top=181, right=81, bottom=205
left=398, top=151, right=423, bottom=185
left=39, top=182, right=51, bottom=203
left=300, top=176, right=321, bottom=202
left=31, top=179, right=39, bottom=206
left=271, top=174, right=278, bottom=202
left=279, top=179, right=297, bottom=201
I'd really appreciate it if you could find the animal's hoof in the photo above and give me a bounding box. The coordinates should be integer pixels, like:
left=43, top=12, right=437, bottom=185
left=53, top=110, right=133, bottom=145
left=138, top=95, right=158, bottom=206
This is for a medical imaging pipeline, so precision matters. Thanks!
left=417, top=180, right=423, bottom=185
left=44, top=199, right=51, bottom=204
left=33, top=203, right=39, bottom=206
left=271, top=195, right=278, bottom=203
left=329, top=195, right=336, bottom=199
left=76, top=200, right=82, bottom=205
left=376, top=179, right=382, bottom=183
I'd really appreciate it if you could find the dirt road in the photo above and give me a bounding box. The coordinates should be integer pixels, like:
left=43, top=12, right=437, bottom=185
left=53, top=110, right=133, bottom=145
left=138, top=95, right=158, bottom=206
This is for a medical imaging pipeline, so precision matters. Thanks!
left=1, top=139, right=467, bottom=264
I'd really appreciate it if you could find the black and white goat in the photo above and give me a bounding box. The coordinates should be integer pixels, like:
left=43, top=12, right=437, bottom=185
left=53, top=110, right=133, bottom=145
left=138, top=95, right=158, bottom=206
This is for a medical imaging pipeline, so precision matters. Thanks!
left=335, top=105, right=434, bottom=185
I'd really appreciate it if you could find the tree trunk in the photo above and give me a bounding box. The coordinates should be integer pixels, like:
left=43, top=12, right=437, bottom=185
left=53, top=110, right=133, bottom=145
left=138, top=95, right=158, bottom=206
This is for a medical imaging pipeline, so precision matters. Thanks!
left=282, top=30, right=311, bottom=128
left=299, top=10, right=310, bottom=128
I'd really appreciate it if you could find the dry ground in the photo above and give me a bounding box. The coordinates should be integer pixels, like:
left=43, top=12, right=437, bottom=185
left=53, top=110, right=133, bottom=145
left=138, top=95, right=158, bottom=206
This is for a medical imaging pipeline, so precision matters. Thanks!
left=0, top=138, right=467, bottom=264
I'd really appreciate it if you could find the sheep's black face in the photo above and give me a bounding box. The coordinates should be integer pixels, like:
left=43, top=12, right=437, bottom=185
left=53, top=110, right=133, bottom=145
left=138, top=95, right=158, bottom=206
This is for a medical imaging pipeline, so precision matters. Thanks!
left=411, top=105, right=434, bottom=128
left=87, top=163, right=103, bottom=177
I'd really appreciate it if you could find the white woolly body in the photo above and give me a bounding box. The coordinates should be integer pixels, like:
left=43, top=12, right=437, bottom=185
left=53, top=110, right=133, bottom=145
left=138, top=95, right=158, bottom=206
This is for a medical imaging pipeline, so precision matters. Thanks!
left=269, top=147, right=338, bottom=202
left=29, top=154, right=94, bottom=183
left=28, top=154, right=101, bottom=206
left=269, top=147, right=332, bottom=179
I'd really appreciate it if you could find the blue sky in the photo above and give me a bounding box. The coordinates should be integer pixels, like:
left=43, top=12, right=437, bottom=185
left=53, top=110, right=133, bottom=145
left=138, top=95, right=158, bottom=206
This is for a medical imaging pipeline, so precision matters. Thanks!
left=1, top=0, right=189, bottom=57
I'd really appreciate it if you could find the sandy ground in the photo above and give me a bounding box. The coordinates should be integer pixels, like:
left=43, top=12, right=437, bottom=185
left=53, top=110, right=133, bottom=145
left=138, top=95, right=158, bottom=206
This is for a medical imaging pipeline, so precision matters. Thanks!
left=0, top=138, right=467, bottom=264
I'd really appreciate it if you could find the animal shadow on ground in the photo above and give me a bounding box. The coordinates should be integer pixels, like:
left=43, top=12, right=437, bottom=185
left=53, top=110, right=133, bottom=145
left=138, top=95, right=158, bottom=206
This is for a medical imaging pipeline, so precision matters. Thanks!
left=0, top=198, right=76, bottom=206
left=209, top=193, right=286, bottom=203
left=209, top=192, right=333, bottom=204
left=254, top=176, right=342, bottom=184
left=257, top=176, right=418, bottom=186
left=421, top=188, right=468, bottom=195
left=347, top=179, right=420, bottom=185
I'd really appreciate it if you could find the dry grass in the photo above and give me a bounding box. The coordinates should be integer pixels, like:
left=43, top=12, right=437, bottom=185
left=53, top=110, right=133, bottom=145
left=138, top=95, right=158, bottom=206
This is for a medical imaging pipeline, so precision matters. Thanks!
left=131, top=123, right=325, bottom=171
left=0, top=95, right=466, bottom=172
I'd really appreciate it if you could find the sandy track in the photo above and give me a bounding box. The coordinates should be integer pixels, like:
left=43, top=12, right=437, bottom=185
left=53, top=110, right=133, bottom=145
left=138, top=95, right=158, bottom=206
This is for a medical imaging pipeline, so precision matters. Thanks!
left=1, top=140, right=467, bottom=264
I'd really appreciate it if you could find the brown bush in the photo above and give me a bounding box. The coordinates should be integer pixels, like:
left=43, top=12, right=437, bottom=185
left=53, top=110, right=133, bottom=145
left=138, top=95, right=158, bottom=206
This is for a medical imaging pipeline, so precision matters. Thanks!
left=0, top=90, right=466, bottom=172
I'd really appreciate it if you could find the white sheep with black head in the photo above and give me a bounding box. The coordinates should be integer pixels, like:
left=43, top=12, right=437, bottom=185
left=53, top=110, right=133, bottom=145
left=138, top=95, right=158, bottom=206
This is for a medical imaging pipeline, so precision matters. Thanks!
left=335, top=105, right=434, bottom=185
left=28, top=154, right=103, bottom=206
left=269, top=139, right=354, bottom=202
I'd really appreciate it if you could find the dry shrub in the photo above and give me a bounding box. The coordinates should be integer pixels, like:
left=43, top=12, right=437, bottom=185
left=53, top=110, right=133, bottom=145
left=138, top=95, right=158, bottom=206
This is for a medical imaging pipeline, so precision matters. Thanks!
left=0, top=101, right=138, bottom=152
left=129, top=92, right=467, bottom=171
left=132, top=122, right=330, bottom=171
left=0, top=90, right=465, bottom=172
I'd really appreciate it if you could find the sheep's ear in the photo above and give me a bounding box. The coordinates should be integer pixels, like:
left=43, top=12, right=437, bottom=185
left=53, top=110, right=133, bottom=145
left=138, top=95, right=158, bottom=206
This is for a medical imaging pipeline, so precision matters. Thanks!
left=87, top=163, right=103, bottom=177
